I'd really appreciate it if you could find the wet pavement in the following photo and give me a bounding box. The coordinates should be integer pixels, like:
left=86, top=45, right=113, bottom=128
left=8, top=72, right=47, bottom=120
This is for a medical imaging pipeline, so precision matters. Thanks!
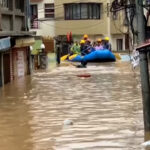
left=0, top=61, right=145, bottom=150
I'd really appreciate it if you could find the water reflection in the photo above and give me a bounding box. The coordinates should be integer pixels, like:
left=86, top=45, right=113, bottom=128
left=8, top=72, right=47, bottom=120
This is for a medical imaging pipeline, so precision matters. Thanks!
left=0, top=62, right=144, bottom=150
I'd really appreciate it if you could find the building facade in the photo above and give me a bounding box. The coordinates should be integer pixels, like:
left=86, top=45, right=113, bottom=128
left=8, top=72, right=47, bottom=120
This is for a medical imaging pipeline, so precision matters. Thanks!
left=30, top=0, right=55, bottom=53
left=0, top=0, right=34, bottom=87
left=55, top=0, right=129, bottom=51
left=30, top=0, right=55, bottom=37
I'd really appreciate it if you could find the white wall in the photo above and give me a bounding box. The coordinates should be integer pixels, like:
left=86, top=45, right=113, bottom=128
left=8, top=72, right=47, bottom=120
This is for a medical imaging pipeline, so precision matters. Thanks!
left=30, top=0, right=55, bottom=37
left=111, top=35, right=125, bottom=51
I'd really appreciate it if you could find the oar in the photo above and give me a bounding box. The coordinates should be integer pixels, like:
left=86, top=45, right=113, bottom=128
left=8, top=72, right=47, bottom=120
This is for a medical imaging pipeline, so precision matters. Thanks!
left=114, top=53, right=121, bottom=60
left=69, top=54, right=78, bottom=60
left=61, top=54, right=69, bottom=61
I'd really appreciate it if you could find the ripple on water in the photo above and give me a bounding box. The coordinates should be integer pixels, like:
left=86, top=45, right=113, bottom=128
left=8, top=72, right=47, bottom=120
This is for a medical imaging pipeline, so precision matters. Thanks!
left=0, top=62, right=144, bottom=150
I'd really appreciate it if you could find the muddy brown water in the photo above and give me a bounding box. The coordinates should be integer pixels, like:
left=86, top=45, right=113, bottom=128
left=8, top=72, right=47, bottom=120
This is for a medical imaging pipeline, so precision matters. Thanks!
left=0, top=62, right=145, bottom=150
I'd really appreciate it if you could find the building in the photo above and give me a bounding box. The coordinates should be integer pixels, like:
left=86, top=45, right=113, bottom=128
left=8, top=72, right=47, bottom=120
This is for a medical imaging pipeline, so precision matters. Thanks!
left=30, top=0, right=55, bottom=37
left=0, top=0, right=34, bottom=87
left=30, top=0, right=55, bottom=53
left=55, top=0, right=129, bottom=51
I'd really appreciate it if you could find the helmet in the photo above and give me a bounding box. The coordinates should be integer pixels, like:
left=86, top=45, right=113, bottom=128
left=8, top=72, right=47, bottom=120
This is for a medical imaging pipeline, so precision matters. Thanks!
left=97, top=38, right=102, bottom=42
left=105, top=37, right=109, bottom=41
left=83, top=34, right=88, bottom=39
left=80, top=40, right=85, bottom=44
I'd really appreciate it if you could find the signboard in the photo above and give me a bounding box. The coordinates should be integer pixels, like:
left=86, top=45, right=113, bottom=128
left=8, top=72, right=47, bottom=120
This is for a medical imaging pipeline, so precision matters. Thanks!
left=17, top=51, right=25, bottom=77
left=131, top=50, right=140, bottom=68
left=0, top=37, right=11, bottom=51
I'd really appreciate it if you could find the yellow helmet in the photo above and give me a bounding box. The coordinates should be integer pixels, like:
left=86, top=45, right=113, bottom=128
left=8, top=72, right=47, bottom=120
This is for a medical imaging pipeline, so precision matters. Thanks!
left=80, top=40, right=85, bottom=44
left=105, top=37, right=109, bottom=41
left=97, top=38, right=102, bottom=42
left=83, top=34, right=88, bottom=39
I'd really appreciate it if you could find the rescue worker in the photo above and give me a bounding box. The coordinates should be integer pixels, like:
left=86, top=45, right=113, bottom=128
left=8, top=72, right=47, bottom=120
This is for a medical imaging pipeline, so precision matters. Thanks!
left=77, top=40, right=88, bottom=68
left=95, top=38, right=103, bottom=50
left=70, top=41, right=80, bottom=54
left=80, top=40, right=86, bottom=56
left=83, top=34, right=88, bottom=42
left=103, top=37, right=112, bottom=51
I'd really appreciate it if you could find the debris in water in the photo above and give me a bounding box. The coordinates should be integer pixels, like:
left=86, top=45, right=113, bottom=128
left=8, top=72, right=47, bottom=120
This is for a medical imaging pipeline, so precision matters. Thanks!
left=63, top=119, right=73, bottom=125
left=77, top=74, right=91, bottom=78
left=141, top=141, right=150, bottom=147
left=23, top=96, right=28, bottom=99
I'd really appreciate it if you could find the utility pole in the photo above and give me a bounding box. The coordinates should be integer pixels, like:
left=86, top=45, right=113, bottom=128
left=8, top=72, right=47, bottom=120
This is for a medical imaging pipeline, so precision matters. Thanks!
left=136, top=0, right=150, bottom=140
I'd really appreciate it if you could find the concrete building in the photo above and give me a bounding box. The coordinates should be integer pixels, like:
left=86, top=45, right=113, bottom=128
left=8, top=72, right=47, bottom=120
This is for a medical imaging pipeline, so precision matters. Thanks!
left=0, top=0, right=34, bottom=87
left=55, top=0, right=129, bottom=51
left=30, top=0, right=55, bottom=37
left=30, top=0, right=55, bottom=54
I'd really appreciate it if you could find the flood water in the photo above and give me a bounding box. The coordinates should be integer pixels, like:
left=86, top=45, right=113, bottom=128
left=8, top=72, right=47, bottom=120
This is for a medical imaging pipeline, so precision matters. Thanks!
left=0, top=61, right=145, bottom=150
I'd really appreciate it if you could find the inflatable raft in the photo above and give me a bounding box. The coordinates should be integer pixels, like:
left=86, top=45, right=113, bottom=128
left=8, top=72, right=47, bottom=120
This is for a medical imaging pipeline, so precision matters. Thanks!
left=71, top=49, right=116, bottom=62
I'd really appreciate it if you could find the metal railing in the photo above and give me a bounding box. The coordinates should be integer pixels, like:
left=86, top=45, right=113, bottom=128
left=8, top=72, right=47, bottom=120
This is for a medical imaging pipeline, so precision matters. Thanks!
left=30, top=20, right=39, bottom=29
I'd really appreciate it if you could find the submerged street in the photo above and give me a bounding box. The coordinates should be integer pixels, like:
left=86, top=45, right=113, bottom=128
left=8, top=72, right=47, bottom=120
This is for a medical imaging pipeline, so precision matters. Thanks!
left=0, top=61, right=144, bottom=150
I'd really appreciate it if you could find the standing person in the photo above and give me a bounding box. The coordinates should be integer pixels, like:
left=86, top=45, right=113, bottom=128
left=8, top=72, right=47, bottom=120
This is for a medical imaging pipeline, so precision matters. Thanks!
left=80, top=40, right=86, bottom=56
left=103, top=37, right=112, bottom=51
left=95, top=38, right=103, bottom=50
left=77, top=40, right=88, bottom=68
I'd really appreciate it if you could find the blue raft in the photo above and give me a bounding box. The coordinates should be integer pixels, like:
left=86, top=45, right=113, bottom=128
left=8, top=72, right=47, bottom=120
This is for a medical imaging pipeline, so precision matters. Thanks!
left=71, top=49, right=116, bottom=62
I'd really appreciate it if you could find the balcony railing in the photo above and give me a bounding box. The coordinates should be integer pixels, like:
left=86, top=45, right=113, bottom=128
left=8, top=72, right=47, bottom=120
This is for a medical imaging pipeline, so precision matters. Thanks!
left=31, top=20, right=39, bottom=29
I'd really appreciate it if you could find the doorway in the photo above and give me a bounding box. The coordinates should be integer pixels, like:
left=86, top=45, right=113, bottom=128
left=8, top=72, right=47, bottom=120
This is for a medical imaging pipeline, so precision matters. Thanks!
left=117, top=39, right=123, bottom=51
left=3, top=53, right=10, bottom=84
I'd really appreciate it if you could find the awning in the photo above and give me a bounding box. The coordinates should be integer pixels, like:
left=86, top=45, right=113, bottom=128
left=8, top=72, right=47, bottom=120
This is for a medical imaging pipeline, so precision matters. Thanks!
left=15, top=37, right=35, bottom=47
left=0, top=37, right=11, bottom=51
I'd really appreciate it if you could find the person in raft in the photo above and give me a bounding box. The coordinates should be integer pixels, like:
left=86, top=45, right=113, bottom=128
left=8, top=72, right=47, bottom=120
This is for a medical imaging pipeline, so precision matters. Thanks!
left=77, top=39, right=89, bottom=68
left=103, top=37, right=112, bottom=51
left=95, top=38, right=104, bottom=50
left=70, top=41, right=80, bottom=55
left=83, top=34, right=88, bottom=42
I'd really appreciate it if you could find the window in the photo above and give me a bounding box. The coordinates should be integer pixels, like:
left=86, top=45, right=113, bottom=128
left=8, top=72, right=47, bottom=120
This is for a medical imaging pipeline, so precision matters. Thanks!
left=117, top=39, right=123, bottom=51
left=45, top=3, right=54, bottom=19
left=0, top=0, right=11, bottom=10
left=64, top=3, right=101, bottom=20
left=81, top=4, right=88, bottom=19
left=15, top=0, right=24, bottom=12
left=30, top=5, right=38, bottom=29
left=72, top=4, right=80, bottom=19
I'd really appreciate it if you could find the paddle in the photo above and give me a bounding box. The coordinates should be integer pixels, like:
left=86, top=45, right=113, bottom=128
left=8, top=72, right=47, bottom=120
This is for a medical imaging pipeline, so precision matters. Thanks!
left=69, top=54, right=78, bottom=60
left=114, top=53, right=121, bottom=60
left=61, top=54, right=69, bottom=61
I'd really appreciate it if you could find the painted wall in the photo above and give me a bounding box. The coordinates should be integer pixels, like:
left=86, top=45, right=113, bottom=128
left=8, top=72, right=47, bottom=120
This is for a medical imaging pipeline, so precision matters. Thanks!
left=55, top=0, right=108, bottom=36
